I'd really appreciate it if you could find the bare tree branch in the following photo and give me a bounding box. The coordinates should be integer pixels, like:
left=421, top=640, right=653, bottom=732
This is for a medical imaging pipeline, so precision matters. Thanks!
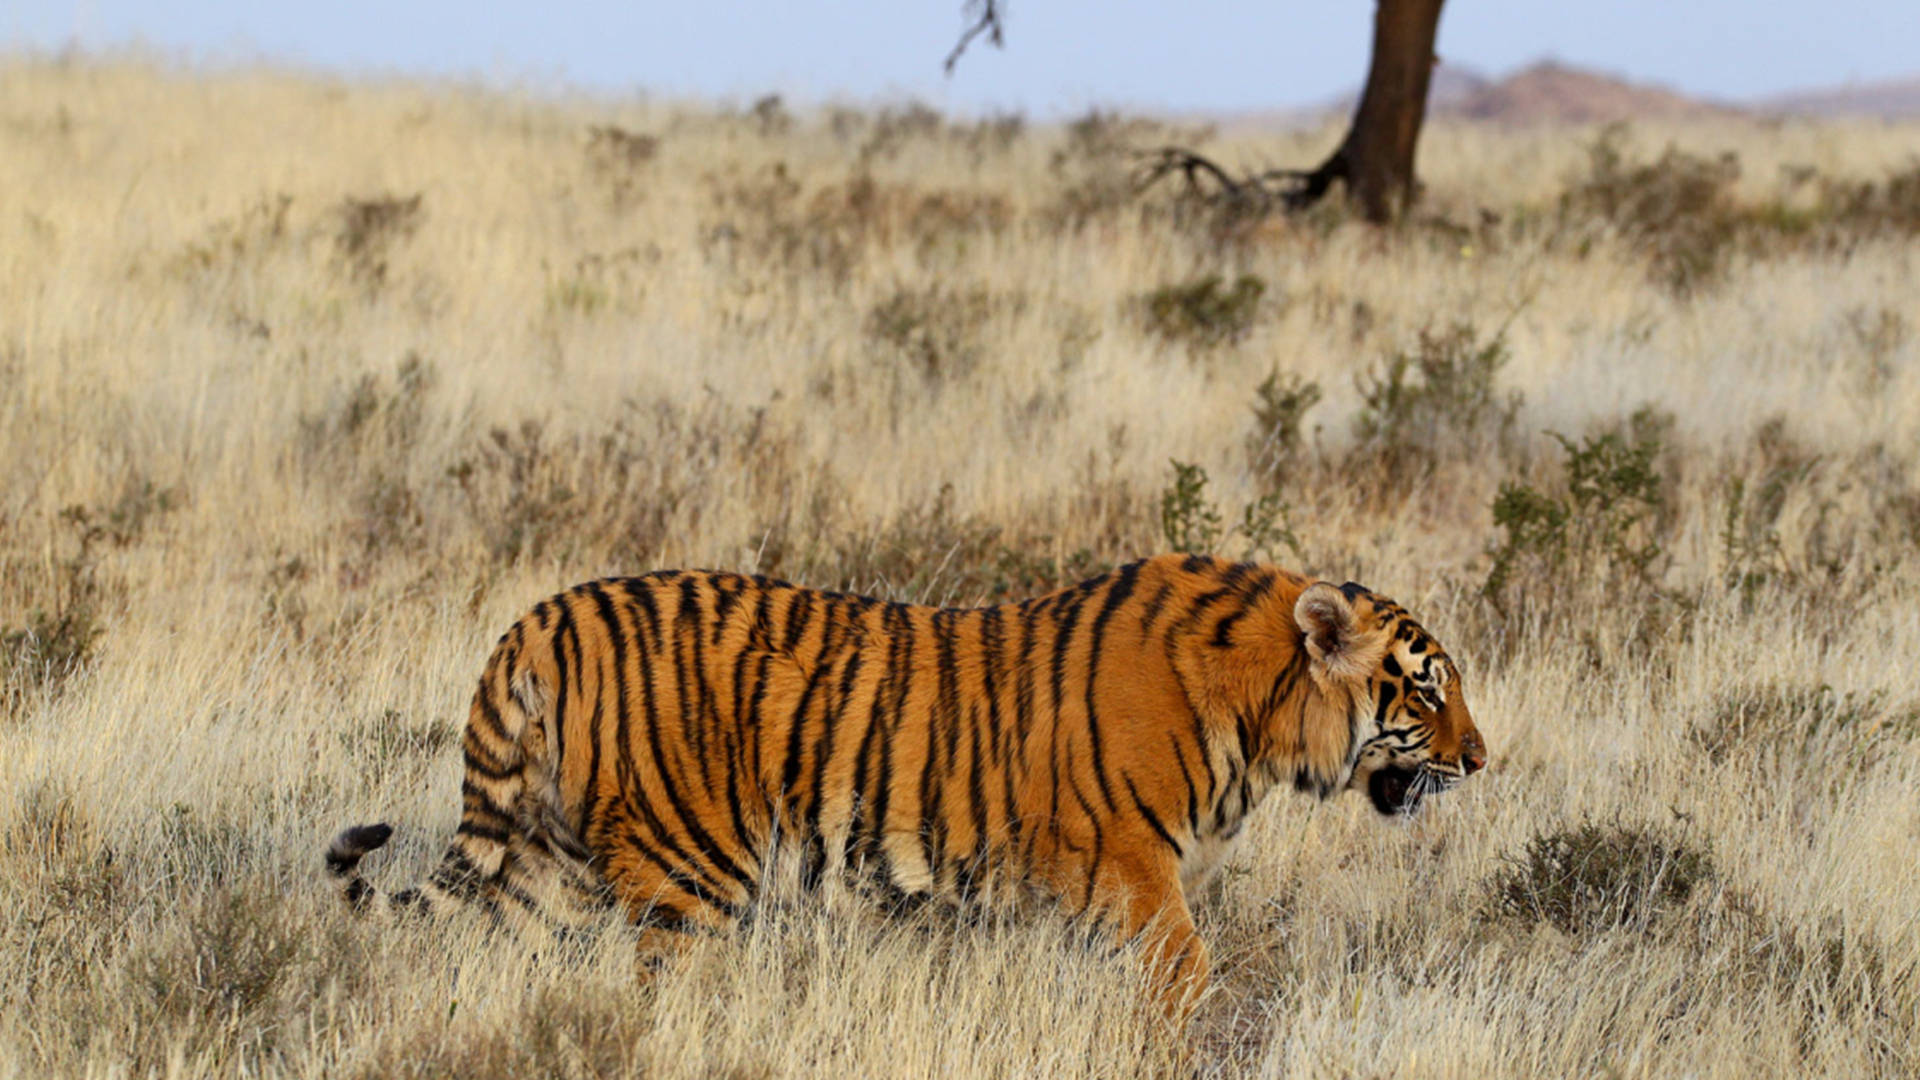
left=944, top=0, right=1005, bottom=75
left=1134, top=146, right=1340, bottom=218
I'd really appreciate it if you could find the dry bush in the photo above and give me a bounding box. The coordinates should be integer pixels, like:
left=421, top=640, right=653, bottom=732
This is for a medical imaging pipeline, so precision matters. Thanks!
left=1560, top=127, right=1744, bottom=295
left=1486, top=818, right=1716, bottom=937
left=1138, top=273, right=1267, bottom=350
left=334, top=193, right=425, bottom=287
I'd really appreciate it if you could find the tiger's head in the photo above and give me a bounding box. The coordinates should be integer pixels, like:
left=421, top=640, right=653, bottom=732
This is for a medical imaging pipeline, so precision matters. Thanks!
left=1294, top=580, right=1486, bottom=815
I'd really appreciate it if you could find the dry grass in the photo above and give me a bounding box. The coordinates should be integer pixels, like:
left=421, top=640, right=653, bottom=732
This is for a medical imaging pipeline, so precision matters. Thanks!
left=3, top=55, right=1919, bottom=1078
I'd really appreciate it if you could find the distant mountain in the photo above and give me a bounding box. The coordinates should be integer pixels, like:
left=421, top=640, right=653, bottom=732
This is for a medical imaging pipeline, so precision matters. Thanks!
left=1291, top=59, right=1734, bottom=128
left=1422, top=63, right=1493, bottom=113
left=1212, top=59, right=1920, bottom=132
left=1760, top=76, right=1920, bottom=119
left=1432, top=60, right=1736, bottom=124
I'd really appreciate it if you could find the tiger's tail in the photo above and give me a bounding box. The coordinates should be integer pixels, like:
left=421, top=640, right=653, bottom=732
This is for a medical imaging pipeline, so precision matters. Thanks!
left=326, top=821, right=397, bottom=910
left=326, top=634, right=552, bottom=920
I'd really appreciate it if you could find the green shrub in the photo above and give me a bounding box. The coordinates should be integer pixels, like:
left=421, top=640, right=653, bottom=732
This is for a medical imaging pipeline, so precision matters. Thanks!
left=1488, top=819, right=1715, bottom=937
left=1246, top=369, right=1322, bottom=475
left=1159, top=460, right=1300, bottom=563
left=1140, top=274, right=1266, bottom=349
left=1353, top=321, right=1518, bottom=471
left=1484, top=408, right=1669, bottom=609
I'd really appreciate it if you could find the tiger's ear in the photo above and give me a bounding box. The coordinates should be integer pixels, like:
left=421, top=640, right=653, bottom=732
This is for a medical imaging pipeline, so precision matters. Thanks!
left=1295, top=583, right=1371, bottom=683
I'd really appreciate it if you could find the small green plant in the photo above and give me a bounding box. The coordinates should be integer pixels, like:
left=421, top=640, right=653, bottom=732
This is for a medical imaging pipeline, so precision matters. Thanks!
left=1354, top=321, right=1518, bottom=469
left=1160, top=460, right=1301, bottom=562
left=1488, top=818, right=1715, bottom=937
left=1140, top=274, right=1265, bottom=349
left=1246, top=369, right=1322, bottom=475
left=1160, top=461, right=1223, bottom=555
left=1483, top=409, right=1669, bottom=607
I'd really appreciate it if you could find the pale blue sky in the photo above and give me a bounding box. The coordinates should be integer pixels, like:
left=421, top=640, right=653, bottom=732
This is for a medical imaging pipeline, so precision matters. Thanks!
left=5, top=2, right=1916, bottom=115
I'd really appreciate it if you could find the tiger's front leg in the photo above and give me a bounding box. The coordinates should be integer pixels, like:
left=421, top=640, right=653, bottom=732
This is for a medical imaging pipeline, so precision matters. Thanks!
left=1079, top=841, right=1210, bottom=1022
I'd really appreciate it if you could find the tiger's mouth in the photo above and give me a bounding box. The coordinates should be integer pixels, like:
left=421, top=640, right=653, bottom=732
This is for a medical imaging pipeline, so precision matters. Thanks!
left=1367, top=765, right=1426, bottom=816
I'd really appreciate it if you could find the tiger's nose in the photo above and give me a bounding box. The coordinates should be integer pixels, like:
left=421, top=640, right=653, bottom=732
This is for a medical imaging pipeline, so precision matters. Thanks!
left=1461, top=734, right=1487, bottom=774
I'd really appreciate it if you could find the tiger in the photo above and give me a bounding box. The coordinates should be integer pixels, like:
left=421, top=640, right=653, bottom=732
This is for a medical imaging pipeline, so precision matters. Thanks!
left=326, top=553, right=1486, bottom=1013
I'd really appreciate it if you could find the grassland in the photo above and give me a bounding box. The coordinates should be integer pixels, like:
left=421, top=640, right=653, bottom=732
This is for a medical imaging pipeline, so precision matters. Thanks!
left=2, top=56, right=1918, bottom=1078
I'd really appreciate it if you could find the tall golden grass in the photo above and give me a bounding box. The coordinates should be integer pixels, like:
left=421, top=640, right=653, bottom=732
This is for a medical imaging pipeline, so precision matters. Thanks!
left=2, top=56, right=1917, bottom=1078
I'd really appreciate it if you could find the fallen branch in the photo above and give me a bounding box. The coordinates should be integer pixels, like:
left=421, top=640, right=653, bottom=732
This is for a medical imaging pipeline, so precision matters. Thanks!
left=1134, top=146, right=1349, bottom=216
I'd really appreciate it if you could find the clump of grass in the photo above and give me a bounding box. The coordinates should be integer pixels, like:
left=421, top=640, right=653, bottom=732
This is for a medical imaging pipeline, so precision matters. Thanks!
left=780, top=484, right=1111, bottom=607
left=866, top=283, right=999, bottom=382
left=1046, top=108, right=1209, bottom=231
left=1, top=588, right=105, bottom=713
left=1690, top=682, right=1919, bottom=780
left=173, top=193, right=294, bottom=275
left=334, top=192, right=425, bottom=286
left=586, top=124, right=659, bottom=210
left=0, top=478, right=172, bottom=713
left=1139, top=273, right=1266, bottom=350
left=355, top=985, right=648, bottom=1080
left=1810, top=160, right=1920, bottom=237
left=545, top=248, right=654, bottom=317
left=1561, top=127, right=1742, bottom=296
left=344, top=707, right=461, bottom=769
left=856, top=100, right=946, bottom=164
left=300, top=352, right=436, bottom=462
left=747, top=93, right=793, bottom=137
left=296, top=354, right=436, bottom=562
left=1718, top=417, right=1822, bottom=603
left=1487, top=819, right=1716, bottom=937
left=1, top=781, right=129, bottom=1016
left=449, top=398, right=801, bottom=571
left=124, top=883, right=369, bottom=1072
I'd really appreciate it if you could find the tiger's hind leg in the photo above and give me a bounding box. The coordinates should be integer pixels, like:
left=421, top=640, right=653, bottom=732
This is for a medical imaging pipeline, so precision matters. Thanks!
left=596, top=839, right=754, bottom=966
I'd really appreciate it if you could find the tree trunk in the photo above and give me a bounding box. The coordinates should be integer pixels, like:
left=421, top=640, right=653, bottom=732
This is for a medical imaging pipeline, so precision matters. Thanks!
left=1295, top=0, right=1447, bottom=223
